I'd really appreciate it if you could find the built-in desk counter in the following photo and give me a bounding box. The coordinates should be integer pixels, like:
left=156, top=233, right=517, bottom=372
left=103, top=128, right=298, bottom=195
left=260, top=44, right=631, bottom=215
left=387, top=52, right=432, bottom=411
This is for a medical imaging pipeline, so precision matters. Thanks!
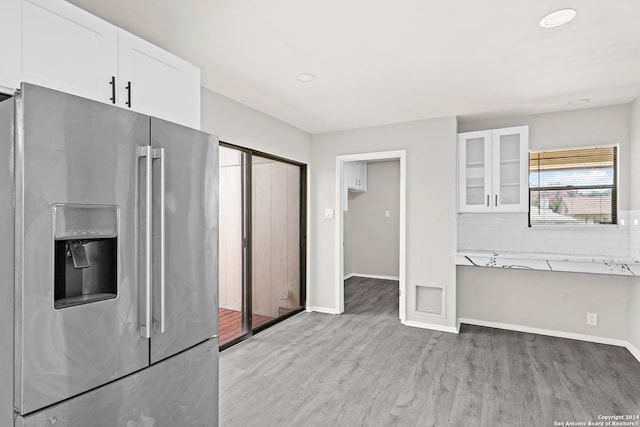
left=456, top=251, right=640, bottom=276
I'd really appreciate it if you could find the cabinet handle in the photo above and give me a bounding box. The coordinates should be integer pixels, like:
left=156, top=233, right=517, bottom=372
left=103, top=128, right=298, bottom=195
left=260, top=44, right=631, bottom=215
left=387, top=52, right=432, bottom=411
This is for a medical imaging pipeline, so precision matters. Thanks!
left=126, top=81, right=132, bottom=108
left=109, top=76, right=116, bottom=104
left=495, top=194, right=498, bottom=207
left=486, top=195, right=489, bottom=207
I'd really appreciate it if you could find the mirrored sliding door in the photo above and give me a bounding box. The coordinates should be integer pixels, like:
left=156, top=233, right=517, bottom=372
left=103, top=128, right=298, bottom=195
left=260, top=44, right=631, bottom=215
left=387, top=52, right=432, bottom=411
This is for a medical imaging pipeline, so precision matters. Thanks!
left=251, top=155, right=302, bottom=330
left=218, top=144, right=306, bottom=349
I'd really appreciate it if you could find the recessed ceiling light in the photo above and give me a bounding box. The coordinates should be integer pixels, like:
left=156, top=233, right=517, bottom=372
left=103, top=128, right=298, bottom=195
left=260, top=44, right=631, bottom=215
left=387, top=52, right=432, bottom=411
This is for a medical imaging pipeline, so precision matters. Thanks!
left=539, top=9, right=577, bottom=28
left=297, top=73, right=316, bottom=83
left=568, top=99, right=590, bottom=105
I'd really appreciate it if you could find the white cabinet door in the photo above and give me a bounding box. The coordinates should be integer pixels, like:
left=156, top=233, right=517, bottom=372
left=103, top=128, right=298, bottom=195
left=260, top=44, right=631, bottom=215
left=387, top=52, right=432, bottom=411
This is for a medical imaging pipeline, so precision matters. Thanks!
left=458, top=130, right=492, bottom=212
left=345, top=161, right=367, bottom=192
left=345, top=162, right=358, bottom=189
left=118, top=29, right=201, bottom=129
left=492, top=126, right=528, bottom=212
left=0, top=0, right=20, bottom=94
left=357, top=161, right=367, bottom=191
left=21, top=0, right=118, bottom=103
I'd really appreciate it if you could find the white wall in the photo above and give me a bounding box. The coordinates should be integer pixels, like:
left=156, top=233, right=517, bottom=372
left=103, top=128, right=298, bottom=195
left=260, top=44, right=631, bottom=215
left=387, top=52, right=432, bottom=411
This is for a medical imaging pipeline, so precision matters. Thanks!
left=629, top=97, right=640, bottom=356
left=344, top=160, right=400, bottom=279
left=457, top=104, right=637, bottom=343
left=311, top=117, right=457, bottom=328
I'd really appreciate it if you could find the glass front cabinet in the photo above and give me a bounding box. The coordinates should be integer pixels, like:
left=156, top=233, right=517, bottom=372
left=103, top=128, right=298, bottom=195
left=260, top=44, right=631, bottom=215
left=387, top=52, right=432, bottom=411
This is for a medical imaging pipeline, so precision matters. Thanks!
left=458, top=126, right=528, bottom=213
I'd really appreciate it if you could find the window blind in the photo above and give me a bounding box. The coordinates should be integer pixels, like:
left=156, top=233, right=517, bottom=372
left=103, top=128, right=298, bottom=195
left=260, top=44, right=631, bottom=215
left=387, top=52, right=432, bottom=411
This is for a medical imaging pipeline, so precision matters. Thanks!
left=529, top=146, right=617, bottom=226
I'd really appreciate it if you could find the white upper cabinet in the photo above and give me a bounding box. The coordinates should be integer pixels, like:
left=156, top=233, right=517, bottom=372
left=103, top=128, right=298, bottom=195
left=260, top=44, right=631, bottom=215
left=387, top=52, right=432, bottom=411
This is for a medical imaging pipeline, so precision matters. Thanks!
left=118, top=30, right=201, bottom=130
left=0, top=0, right=21, bottom=94
left=492, top=127, right=529, bottom=212
left=458, top=126, right=528, bottom=213
left=458, top=130, right=493, bottom=212
left=17, top=0, right=201, bottom=129
left=21, top=0, right=118, bottom=104
left=345, top=161, right=367, bottom=192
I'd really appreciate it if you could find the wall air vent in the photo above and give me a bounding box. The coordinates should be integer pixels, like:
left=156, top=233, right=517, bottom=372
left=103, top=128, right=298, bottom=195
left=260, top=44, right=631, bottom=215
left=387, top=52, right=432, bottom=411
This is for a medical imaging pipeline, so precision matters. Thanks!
left=416, top=285, right=444, bottom=317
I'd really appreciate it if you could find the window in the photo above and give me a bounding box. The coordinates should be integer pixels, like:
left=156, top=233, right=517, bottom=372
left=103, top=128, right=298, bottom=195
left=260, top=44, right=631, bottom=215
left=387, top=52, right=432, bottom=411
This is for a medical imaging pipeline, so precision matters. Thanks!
left=529, top=146, right=617, bottom=226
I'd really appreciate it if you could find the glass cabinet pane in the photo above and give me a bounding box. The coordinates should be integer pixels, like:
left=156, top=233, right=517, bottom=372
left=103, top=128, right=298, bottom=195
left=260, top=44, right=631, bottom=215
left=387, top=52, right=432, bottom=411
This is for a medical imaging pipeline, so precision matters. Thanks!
left=499, top=134, right=521, bottom=206
left=465, top=137, right=486, bottom=206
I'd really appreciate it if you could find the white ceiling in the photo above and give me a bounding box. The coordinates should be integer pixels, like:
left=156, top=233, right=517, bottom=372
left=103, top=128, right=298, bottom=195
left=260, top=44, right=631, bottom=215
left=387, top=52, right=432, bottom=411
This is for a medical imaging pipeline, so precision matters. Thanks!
left=68, top=0, right=640, bottom=134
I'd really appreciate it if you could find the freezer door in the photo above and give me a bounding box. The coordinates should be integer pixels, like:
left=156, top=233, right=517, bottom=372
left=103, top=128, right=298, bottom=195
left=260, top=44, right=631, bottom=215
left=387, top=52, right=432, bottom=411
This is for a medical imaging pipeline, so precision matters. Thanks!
left=0, top=95, right=15, bottom=427
left=15, top=84, right=150, bottom=415
left=15, top=338, right=219, bottom=427
left=149, top=117, right=218, bottom=363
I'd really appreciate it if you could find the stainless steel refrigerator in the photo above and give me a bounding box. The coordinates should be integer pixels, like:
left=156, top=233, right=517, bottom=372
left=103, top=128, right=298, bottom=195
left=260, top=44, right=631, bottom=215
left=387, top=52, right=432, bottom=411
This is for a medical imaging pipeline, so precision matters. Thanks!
left=0, top=83, right=219, bottom=426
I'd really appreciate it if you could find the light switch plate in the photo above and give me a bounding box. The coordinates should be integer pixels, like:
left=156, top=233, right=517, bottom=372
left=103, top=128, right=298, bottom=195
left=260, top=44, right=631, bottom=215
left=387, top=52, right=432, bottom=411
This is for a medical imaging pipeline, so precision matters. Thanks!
left=324, top=208, right=334, bottom=219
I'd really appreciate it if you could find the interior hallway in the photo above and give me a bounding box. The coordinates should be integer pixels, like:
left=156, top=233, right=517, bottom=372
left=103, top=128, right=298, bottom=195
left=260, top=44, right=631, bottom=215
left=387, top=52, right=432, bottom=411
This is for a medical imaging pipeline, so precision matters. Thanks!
left=219, top=277, right=640, bottom=426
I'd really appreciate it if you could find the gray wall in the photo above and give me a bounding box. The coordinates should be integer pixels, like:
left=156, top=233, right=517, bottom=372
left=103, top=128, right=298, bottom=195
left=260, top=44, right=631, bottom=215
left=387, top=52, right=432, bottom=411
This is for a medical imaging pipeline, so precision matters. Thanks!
left=311, top=117, right=458, bottom=328
left=459, top=104, right=631, bottom=209
left=344, top=160, right=400, bottom=279
left=631, top=282, right=640, bottom=354
left=457, top=104, right=636, bottom=342
left=201, top=86, right=312, bottom=310
left=632, top=99, right=640, bottom=210
left=629, top=98, right=640, bottom=353
left=201, top=87, right=311, bottom=164
left=458, top=267, right=631, bottom=340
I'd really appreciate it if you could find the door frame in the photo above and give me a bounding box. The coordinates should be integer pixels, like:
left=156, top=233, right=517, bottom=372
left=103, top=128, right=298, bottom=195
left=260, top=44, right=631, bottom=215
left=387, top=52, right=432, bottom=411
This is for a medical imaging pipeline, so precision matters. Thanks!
left=334, top=150, right=407, bottom=322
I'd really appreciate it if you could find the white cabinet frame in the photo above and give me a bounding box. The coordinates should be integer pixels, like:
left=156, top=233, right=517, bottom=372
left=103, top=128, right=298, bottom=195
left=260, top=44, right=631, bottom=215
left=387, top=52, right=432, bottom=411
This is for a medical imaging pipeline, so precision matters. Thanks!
left=458, top=126, right=528, bottom=213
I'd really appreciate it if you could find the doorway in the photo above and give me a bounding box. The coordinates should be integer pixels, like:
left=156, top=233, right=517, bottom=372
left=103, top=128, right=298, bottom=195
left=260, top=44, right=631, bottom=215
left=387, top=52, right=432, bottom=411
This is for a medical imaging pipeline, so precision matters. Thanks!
left=335, top=150, right=406, bottom=322
left=218, top=143, right=307, bottom=348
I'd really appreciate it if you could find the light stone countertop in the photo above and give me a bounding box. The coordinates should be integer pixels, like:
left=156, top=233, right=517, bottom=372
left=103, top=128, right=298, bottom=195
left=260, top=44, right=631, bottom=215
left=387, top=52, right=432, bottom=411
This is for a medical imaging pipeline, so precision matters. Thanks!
left=456, top=251, right=640, bottom=276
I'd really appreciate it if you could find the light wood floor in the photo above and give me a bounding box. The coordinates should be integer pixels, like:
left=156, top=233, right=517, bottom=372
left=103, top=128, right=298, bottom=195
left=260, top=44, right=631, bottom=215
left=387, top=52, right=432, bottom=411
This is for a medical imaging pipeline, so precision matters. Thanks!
left=220, top=276, right=640, bottom=426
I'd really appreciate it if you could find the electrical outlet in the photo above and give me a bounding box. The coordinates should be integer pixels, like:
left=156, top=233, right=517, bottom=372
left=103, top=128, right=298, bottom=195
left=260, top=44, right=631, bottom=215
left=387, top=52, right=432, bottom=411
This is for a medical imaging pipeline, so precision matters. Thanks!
left=586, top=312, right=598, bottom=326
left=280, top=289, right=289, bottom=300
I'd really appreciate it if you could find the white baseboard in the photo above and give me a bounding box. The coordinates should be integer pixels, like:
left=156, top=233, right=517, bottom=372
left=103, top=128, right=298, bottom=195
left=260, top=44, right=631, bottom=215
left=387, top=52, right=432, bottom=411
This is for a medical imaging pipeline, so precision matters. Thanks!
left=627, top=341, right=640, bottom=363
left=344, top=273, right=400, bottom=281
left=403, top=320, right=459, bottom=334
left=458, top=318, right=630, bottom=348
left=306, top=306, right=340, bottom=315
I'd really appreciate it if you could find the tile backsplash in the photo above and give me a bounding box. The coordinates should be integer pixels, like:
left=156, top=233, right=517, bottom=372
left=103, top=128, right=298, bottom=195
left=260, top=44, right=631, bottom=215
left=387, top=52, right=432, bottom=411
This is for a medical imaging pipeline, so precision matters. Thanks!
left=458, top=210, right=640, bottom=259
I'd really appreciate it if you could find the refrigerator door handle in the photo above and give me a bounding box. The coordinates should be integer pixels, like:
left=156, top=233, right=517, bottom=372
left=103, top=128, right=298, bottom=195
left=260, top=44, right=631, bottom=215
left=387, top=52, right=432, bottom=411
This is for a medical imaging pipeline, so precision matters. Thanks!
left=137, top=145, right=153, bottom=339
left=152, top=147, right=166, bottom=334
